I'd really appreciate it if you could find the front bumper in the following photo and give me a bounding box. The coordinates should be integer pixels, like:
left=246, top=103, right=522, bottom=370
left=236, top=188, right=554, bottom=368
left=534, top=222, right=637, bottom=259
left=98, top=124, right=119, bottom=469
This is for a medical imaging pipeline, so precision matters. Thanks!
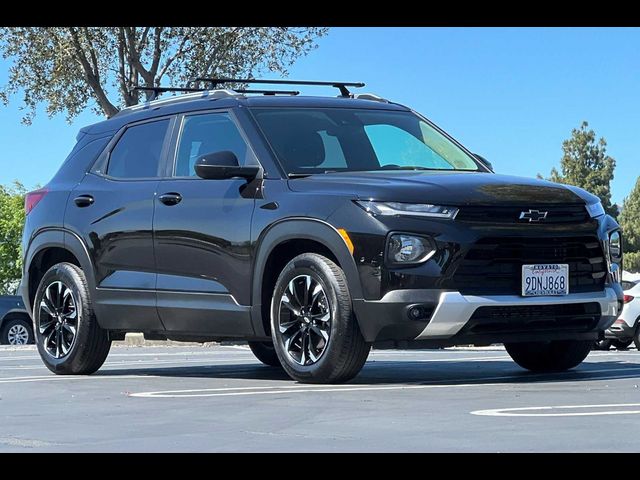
left=353, top=287, right=620, bottom=345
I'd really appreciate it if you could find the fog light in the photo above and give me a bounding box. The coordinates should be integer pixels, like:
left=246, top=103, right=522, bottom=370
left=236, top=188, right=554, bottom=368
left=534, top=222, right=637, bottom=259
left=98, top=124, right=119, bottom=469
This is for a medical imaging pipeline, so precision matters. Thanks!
left=407, top=305, right=434, bottom=321
left=387, top=234, right=436, bottom=265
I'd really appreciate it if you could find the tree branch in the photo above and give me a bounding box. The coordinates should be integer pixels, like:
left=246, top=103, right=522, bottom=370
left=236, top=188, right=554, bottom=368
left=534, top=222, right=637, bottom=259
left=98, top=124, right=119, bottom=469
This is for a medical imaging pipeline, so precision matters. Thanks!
left=123, top=27, right=154, bottom=86
left=81, top=27, right=100, bottom=78
left=157, top=34, right=190, bottom=82
left=148, top=27, right=164, bottom=82
left=67, top=27, right=118, bottom=117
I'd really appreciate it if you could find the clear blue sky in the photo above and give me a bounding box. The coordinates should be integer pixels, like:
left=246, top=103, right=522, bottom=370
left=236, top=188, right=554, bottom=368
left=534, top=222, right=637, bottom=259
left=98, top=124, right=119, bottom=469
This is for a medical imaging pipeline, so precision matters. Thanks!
left=1, top=27, right=638, bottom=205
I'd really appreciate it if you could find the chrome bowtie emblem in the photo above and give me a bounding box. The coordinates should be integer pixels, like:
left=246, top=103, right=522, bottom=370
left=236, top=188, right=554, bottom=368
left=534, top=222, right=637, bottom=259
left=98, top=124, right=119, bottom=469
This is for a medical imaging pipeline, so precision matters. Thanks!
left=519, top=209, right=548, bottom=222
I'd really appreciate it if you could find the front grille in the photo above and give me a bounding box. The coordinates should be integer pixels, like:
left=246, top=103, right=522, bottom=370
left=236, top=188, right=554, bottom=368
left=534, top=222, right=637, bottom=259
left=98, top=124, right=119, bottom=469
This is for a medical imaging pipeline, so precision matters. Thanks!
left=453, top=236, right=607, bottom=295
left=461, top=302, right=601, bottom=335
left=456, top=204, right=590, bottom=224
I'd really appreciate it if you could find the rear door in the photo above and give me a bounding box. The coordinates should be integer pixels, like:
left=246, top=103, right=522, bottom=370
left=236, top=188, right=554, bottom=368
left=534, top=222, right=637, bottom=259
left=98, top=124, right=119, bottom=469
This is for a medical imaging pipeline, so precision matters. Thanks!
left=153, top=110, right=257, bottom=336
left=65, top=117, right=173, bottom=331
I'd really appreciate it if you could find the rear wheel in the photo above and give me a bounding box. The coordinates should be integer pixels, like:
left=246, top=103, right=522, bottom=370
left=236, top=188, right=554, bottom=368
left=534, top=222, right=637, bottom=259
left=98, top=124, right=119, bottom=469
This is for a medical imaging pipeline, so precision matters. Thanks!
left=0, top=317, right=34, bottom=345
left=611, top=339, right=633, bottom=350
left=505, top=340, right=592, bottom=373
left=270, top=253, right=370, bottom=384
left=593, top=339, right=611, bottom=351
left=34, top=263, right=111, bottom=375
left=634, top=323, right=640, bottom=350
left=248, top=341, right=282, bottom=367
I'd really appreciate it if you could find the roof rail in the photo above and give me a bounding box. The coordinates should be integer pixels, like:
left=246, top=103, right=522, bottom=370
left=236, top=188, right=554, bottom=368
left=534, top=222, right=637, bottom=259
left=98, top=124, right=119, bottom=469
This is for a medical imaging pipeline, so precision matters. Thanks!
left=353, top=93, right=389, bottom=103
left=118, top=88, right=242, bottom=115
left=189, top=78, right=365, bottom=97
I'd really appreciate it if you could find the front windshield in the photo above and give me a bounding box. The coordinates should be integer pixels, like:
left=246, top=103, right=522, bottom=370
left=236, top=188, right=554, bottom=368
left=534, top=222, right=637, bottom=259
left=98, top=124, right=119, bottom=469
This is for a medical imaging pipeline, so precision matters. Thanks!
left=250, top=107, right=481, bottom=175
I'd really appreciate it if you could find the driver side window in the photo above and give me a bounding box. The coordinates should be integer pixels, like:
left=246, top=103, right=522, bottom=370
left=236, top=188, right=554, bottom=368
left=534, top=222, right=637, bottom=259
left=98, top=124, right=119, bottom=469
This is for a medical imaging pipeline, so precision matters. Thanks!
left=175, top=112, right=250, bottom=177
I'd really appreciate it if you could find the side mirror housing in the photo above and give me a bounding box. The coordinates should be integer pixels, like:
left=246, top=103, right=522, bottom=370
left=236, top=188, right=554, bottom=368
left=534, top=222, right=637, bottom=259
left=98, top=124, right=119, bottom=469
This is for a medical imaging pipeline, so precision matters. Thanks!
left=474, top=153, right=494, bottom=172
left=194, top=151, right=260, bottom=181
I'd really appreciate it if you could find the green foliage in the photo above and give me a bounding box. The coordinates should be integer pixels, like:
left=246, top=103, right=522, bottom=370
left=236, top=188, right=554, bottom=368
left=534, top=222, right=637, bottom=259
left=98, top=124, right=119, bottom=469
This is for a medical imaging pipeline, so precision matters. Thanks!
left=0, top=182, right=26, bottom=294
left=0, top=27, right=328, bottom=123
left=624, top=251, right=640, bottom=274
left=546, top=121, right=617, bottom=217
left=619, top=177, right=640, bottom=271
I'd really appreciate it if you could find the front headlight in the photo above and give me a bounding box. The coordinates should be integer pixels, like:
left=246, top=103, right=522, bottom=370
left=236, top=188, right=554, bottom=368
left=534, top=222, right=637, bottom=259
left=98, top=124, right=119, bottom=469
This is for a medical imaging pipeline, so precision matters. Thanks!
left=355, top=200, right=459, bottom=219
left=586, top=201, right=605, bottom=218
left=387, top=234, right=436, bottom=265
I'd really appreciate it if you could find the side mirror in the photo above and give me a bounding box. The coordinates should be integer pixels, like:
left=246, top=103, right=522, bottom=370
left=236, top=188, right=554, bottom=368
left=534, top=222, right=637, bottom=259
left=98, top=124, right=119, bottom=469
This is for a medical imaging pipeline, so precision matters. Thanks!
left=194, top=151, right=261, bottom=181
left=474, top=153, right=494, bottom=172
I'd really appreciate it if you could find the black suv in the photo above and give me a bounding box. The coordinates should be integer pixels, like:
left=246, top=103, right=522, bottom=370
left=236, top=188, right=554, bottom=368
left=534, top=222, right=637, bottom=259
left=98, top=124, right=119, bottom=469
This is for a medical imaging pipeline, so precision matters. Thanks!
left=20, top=79, right=623, bottom=383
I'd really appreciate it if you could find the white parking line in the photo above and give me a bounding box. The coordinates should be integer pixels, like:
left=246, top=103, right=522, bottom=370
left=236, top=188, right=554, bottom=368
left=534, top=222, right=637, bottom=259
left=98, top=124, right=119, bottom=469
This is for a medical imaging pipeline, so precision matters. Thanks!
left=0, top=374, right=161, bottom=384
left=129, top=365, right=640, bottom=398
left=0, top=357, right=261, bottom=372
left=471, top=403, right=640, bottom=417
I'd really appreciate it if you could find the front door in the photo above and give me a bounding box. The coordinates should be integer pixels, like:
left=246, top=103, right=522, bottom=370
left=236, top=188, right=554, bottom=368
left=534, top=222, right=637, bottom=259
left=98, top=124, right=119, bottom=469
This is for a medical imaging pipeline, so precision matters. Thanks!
left=153, top=111, right=257, bottom=336
left=65, top=118, right=172, bottom=331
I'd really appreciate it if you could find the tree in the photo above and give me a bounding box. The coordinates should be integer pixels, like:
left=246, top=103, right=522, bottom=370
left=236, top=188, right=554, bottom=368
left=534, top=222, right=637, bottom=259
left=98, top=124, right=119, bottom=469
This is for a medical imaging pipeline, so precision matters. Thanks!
left=0, top=27, right=328, bottom=123
left=0, top=182, right=26, bottom=295
left=546, top=121, right=617, bottom=217
left=619, top=177, right=640, bottom=272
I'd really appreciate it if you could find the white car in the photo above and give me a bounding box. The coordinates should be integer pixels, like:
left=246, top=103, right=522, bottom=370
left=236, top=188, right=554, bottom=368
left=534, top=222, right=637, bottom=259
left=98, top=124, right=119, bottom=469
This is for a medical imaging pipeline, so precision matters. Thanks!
left=597, top=279, right=640, bottom=350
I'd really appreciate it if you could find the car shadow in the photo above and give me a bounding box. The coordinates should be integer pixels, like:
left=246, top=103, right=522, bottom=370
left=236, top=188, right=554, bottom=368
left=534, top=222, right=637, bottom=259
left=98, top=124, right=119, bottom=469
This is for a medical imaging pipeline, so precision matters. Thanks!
left=95, top=357, right=640, bottom=386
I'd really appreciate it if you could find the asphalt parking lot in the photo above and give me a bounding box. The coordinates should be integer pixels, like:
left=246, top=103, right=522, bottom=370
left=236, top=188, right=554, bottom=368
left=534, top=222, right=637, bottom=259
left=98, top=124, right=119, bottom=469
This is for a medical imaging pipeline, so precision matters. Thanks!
left=1, top=344, right=640, bottom=452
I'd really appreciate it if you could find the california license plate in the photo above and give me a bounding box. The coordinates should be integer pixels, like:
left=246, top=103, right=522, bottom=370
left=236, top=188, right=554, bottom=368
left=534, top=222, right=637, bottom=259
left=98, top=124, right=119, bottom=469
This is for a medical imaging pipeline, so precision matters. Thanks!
left=522, top=264, right=569, bottom=296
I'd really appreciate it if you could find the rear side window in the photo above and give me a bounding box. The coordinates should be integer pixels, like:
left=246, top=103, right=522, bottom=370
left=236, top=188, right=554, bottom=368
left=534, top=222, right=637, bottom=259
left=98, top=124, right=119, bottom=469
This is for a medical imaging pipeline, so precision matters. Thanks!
left=107, top=120, right=170, bottom=179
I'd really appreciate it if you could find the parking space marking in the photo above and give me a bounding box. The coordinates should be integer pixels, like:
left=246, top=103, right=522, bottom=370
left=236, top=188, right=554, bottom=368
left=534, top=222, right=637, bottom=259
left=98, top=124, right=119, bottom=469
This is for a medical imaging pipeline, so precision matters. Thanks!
left=471, top=403, right=640, bottom=417
left=0, top=374, right=161, bottom=384
left=0, top=357, right=260, bottom=372
left=129, top=365, right=640, bottom=398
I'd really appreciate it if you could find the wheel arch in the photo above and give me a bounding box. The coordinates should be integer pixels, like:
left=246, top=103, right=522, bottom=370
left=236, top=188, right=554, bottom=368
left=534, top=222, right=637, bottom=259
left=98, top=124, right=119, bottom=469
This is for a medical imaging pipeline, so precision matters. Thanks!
left=0, top=310, right=32, bottom=330
left=251, top=218, right=364, bottom=338
left=23, top=228, right=96, bottom=314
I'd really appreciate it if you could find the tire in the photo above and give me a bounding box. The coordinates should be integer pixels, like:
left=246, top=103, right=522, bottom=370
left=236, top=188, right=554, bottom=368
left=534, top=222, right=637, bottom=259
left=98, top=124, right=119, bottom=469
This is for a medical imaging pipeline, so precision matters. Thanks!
left=611, top=339, right=633, bottom=350
left=248, top=341, right=282, bottom=367
left=270, top=253, right=370, bottom=384
left=0, top=316, right=34, bottom=345
left=505, top=340, right=592, bottom=373
left=33, top=262, right=111, bottom=375
left=634, top=323, right=640, bottom=351
left=593, top=339, right=611, bottom=351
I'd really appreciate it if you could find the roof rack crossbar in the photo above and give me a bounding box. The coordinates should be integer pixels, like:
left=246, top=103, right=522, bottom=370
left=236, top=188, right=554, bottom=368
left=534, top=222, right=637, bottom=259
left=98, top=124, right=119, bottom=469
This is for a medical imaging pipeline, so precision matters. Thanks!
left=189, top=78, right=365, bottom=97
left=132, top=85, right=300, bottom=101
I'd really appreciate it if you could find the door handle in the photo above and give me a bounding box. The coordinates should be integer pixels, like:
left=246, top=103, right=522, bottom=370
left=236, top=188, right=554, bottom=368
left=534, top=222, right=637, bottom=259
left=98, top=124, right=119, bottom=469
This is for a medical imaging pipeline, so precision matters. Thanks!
left=158, top=192, right=182, bottom=206
left=74, top=195, right=94, bottom=208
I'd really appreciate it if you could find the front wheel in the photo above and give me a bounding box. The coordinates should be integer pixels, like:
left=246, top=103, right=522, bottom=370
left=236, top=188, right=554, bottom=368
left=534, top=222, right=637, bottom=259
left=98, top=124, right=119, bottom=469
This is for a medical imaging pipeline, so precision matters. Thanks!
left=270, top=253, right=370, bottom=384
left=505, top=340, right=592, bottom=373
left=33, top=262, right=111, bottom=375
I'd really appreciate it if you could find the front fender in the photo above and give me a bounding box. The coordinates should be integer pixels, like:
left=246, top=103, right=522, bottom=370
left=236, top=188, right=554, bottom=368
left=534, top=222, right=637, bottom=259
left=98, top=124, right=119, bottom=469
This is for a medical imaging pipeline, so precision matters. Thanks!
left=251, top=218, right=364, bottom=337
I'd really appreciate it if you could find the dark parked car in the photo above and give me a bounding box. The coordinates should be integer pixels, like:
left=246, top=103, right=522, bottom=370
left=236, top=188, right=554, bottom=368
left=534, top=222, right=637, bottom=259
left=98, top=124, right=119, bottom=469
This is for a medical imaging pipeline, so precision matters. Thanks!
left=20, top=79, right=623, bottom=383
left=0, top=295, right=33, bottom=345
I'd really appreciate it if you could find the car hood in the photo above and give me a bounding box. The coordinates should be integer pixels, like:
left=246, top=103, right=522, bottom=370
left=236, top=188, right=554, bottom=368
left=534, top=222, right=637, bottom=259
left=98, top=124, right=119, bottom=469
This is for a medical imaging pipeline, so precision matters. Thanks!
left=287, top=171, right=599, bottom=206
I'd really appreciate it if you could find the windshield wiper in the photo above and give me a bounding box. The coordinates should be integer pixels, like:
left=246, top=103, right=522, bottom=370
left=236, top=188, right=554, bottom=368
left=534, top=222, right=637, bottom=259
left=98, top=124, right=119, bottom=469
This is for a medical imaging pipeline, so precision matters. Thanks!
left=287, top=173, right=313, bottom=178
left=379, top=165, right=447, bottom=171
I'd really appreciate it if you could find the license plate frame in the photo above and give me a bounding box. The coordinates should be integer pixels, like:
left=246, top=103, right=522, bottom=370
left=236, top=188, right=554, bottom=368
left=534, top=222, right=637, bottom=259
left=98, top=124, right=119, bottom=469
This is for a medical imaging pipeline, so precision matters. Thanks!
left=521, top=264, right=569, bottom=296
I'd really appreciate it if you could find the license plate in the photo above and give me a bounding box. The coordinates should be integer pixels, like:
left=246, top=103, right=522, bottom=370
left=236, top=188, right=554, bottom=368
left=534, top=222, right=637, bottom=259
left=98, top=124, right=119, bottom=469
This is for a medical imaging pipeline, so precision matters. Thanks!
left=522, top=264, right=569, bottom=296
